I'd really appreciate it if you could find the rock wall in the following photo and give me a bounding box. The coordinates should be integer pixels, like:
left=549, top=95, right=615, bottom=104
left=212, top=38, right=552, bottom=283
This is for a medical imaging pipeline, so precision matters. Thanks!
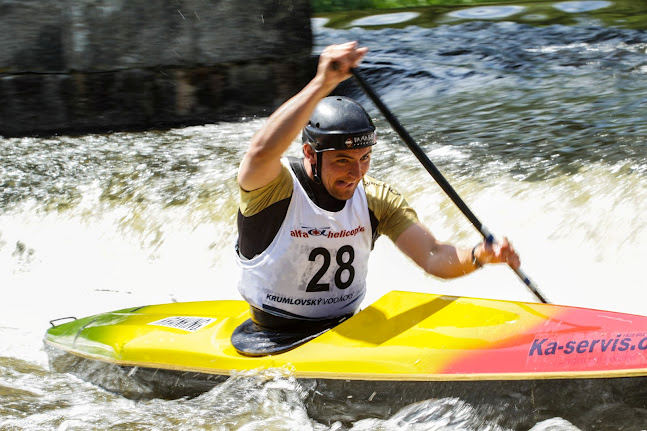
left=0, top=0, right=313, bottom=136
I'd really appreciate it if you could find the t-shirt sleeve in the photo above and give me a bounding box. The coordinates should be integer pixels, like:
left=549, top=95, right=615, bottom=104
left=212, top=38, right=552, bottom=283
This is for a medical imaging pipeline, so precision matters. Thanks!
left=363, top=175, right=419, bottom=243
left=239, top=166, right=293, bottom=217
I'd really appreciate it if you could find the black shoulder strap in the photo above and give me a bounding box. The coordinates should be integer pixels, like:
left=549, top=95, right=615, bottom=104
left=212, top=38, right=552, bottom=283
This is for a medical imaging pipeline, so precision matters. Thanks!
left=288, top=157, right=318, bottom=204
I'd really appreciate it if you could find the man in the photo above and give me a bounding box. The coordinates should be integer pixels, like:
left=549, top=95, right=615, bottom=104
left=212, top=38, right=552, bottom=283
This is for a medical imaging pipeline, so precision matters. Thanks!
left=233, top=42, right=520, bottom=355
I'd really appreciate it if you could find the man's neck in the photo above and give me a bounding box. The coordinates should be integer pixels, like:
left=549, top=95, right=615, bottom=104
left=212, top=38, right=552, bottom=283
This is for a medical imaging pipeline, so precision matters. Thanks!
left=290, top=157, right=346, bottom=212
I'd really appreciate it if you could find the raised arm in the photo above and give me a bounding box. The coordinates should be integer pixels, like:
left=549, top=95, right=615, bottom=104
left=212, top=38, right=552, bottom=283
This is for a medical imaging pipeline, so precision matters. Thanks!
left=395, top=222, right=520, bottom=279
left=237, top=42, right=368, bottom=192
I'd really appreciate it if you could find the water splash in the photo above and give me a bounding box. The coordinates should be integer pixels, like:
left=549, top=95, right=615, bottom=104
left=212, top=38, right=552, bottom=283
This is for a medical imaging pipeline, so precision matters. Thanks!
left=349, top=398, right=509, bottom=430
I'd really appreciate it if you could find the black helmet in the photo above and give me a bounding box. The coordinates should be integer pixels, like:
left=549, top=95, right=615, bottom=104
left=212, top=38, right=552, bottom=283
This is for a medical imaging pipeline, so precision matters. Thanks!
left=302, top=96, right=376, bottom=152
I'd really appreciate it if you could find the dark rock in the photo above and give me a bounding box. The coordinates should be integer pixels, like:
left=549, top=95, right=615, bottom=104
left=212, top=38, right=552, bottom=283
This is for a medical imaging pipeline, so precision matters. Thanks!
left=0, top=0, right=313, bottom=136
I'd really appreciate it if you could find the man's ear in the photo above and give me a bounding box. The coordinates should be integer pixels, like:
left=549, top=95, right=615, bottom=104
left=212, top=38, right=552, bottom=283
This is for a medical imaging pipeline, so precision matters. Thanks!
left=303, top=144, right=317, bottom=164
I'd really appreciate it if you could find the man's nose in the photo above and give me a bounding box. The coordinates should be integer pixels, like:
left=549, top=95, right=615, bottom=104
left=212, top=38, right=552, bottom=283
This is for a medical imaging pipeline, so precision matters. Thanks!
left=347, top=160, right=362, bottom=178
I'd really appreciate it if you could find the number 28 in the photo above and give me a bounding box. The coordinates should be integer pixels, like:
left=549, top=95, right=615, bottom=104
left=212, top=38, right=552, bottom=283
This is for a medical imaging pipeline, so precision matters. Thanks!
left=306, top=245, right=355, bottom=292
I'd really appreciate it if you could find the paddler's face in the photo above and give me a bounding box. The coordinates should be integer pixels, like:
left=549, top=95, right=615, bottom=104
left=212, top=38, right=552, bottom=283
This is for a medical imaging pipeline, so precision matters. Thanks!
left=306, top=146, right=372, bottom=201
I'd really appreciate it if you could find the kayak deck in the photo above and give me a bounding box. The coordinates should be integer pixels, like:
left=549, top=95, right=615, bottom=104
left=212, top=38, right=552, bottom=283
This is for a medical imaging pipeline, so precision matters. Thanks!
left=45, top=290, right=647, bottom=380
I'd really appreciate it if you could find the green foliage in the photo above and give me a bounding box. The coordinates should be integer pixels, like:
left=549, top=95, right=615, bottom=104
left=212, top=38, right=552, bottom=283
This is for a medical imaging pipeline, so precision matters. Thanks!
left=312, top=0, right=504, bottom=12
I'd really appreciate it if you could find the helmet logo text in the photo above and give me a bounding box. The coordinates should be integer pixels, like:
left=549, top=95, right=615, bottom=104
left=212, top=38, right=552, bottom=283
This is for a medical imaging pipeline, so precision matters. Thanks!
left=344, top=133, right=375, bottom=149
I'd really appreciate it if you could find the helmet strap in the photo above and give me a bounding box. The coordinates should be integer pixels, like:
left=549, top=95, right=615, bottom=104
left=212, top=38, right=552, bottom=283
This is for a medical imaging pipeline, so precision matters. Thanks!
left=312, top=152, right=323, bottom=184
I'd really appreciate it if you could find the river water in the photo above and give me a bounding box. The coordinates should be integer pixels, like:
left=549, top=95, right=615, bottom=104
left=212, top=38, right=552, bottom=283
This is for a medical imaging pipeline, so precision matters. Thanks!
left=3, top=2, right=647, bottom=430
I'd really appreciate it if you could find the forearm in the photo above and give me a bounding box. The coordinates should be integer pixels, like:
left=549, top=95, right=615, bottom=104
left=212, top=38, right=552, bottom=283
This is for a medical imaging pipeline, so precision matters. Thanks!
left=395, top=222, right=478, bottom=279
left=396, top=222, right=520, bottom=280
left=237, top=79, right=326, bottom=191
left=419, top=242, right=477, bottom=279
left=251, top=77, right=331, bottom=160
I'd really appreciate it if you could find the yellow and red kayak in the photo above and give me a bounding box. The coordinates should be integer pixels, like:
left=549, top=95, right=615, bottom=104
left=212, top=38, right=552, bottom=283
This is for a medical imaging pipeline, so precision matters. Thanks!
left=44, top=290, right=647, bottom=427
left=45, top=289, right=647, bottom=379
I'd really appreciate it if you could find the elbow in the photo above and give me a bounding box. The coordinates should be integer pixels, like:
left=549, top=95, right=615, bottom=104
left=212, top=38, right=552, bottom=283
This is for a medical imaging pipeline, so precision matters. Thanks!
left=423, top=264, right=449, bottom=279
left=426, top=269, right=461, bottom=280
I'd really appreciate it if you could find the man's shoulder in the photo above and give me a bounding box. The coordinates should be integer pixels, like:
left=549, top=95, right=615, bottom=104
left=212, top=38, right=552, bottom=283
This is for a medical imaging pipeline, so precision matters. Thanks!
left=363, top=174, right=403, bottom=200
left=239, top=165, right=293, bottom=217
left=363, top=174, right=419, bottom=243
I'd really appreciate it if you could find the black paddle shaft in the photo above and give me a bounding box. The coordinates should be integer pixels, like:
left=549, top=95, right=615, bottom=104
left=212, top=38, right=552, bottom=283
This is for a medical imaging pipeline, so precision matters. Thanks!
left=351, top=69, right=548, bottom=304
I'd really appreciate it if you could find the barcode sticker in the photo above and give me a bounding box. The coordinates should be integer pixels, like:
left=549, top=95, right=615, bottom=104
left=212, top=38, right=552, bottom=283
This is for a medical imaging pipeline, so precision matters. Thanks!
left=148, top=316, right=216, bottom=332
